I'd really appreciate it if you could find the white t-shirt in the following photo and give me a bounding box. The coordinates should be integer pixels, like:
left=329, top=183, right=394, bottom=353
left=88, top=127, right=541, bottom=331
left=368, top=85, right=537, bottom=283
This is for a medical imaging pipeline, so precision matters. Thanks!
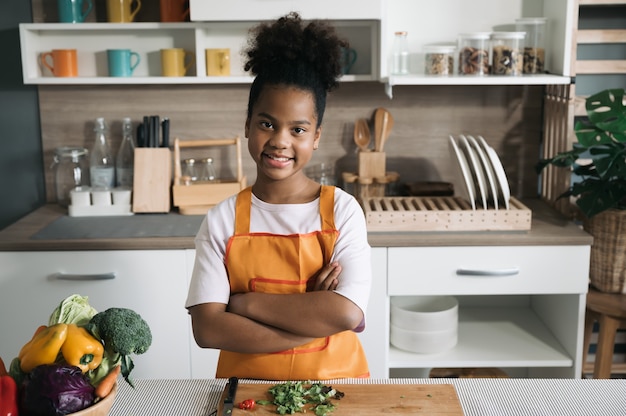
left=185, top=187, right=372, bottom=320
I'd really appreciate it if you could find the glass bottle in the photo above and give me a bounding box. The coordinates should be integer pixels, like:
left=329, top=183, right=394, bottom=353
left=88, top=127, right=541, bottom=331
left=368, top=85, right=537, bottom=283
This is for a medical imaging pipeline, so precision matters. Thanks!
left=89, top=117, right=115, bottom=189
left=116, top=117, right=135, bottom=188
left=51, top=146, right=90, bottom=207
left=181, top=158, right=198, bottom=182
left=391, top=31, right=410, bottom=75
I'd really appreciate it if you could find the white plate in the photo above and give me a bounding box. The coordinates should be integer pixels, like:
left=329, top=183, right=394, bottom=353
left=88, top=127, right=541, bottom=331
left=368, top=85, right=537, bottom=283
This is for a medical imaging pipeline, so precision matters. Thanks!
left=479, top=136, right=510, bottom=210
left=448, top=135, right=476, bottom=210
left=467, top=135, right=498, bottom=210
left=458, top=135, right=487, bottom=209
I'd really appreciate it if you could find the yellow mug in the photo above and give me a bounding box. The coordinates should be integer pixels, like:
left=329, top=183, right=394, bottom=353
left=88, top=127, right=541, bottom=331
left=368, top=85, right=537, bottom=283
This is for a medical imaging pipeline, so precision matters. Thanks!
left=205, top=48, right=230, bottom=76
left=40, top=49, right=78, bottom=77
left=106, top=0, right=141, bottom=22
left=160, top=48, right=195, bottom=76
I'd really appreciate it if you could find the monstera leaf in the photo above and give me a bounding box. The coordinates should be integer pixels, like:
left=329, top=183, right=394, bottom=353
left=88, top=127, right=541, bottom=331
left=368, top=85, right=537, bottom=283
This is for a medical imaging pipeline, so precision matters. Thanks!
left=537, top=88, right=626, bottom=218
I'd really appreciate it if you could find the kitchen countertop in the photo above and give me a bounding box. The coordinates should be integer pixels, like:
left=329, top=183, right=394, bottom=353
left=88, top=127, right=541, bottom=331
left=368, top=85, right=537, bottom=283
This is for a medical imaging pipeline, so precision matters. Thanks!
left=111, top=378, right=626, bottom=416
left=0, top=199, right=592, bottom=251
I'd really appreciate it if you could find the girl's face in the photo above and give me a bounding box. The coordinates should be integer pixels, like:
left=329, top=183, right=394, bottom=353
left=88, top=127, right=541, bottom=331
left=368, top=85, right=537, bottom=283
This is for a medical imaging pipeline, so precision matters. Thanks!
left=245, top=84, right=321, bottom=185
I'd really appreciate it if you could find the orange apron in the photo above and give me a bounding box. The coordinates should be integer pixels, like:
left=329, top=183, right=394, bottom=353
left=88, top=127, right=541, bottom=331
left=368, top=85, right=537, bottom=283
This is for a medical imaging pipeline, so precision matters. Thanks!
left=216, top=186, right=369, bottom=380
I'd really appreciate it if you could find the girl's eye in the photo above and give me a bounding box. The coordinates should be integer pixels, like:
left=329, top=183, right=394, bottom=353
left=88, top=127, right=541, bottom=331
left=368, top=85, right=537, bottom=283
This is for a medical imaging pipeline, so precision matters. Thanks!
left=260, top=121, right=273, bottom=129
left=293, top=127, right=306, bottom=134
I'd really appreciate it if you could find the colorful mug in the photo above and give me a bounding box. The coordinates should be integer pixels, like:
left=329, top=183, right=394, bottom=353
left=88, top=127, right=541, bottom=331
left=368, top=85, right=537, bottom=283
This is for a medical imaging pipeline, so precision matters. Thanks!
left=41, top=49, right=78, bottom=77
left=58, top=0, right=93, bottom=23
left=160, top=48, right=194, bottom=76
left=107, top=49, right=140, bottom=77
left=106, top=0, right=141, bottom=22
left=160, top=0, right=190, bottom=22
left=205, top=48, right=230, bottom=76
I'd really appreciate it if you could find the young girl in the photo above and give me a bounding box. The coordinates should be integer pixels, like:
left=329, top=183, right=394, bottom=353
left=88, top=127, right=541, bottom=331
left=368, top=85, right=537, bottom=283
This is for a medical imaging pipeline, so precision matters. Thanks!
left=185, top=12, right=371, bottom=380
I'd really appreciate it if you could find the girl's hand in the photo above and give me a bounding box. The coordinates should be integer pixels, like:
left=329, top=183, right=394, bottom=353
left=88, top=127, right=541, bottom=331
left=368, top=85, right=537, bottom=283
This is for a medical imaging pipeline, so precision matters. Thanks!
left=310, top=261, right=342, bottom=291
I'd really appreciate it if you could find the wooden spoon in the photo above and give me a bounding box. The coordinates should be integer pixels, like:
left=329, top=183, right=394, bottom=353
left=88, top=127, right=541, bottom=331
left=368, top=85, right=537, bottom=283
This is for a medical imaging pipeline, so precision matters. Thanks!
left=353, top=118, right=371, bottom=152
left=373, top=107, right=394, bottom=152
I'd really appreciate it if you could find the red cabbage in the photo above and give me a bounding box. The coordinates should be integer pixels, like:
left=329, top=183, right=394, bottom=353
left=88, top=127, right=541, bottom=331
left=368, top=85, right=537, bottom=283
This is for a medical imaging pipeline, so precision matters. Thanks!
left=20, top=363, right=95, bottom=416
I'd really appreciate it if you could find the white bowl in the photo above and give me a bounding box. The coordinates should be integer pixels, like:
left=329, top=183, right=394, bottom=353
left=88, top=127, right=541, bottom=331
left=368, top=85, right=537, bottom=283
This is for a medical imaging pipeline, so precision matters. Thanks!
left=391, top=296, right=458, bottom=332
left=390, top=324, right=458, bottom=354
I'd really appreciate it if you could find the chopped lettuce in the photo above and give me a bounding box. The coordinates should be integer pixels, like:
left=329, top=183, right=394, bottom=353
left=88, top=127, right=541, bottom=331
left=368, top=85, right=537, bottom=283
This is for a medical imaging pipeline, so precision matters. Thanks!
left=48, top=294, right=98, bottom=326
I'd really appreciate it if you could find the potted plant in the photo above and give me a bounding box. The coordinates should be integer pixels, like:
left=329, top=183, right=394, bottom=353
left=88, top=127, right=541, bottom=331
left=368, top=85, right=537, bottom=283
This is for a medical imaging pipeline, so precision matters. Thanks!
left=536, top=88, right=626, bottom=293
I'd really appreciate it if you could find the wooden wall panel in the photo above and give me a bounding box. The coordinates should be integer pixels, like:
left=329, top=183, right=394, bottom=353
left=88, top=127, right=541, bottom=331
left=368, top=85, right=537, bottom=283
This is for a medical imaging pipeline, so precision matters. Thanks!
left=38, top=83, right=544, bottom=203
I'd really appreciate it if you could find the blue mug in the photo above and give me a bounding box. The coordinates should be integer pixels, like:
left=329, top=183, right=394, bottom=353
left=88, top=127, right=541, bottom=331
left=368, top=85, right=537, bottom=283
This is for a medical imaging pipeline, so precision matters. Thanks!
left=340, top=47, right=357, bottom=75
left=107, top=49, right=141, bottom=77
left=58, top=0, right=93, bottom=23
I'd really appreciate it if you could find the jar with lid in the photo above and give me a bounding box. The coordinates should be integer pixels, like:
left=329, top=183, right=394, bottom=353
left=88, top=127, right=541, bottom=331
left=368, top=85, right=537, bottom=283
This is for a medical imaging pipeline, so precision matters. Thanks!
left=515, top=17, right=548, bottom=74
left=199, top=157, right=217, bottom=182
left=423, top=44, right=455, bottom=75
left=457, top=32, right=490, bottom=75
left=51, top=146, right=90, bottom=207
left=490, top=32, right=525, bottom=76
left=391, top=31, right=410, bottom=75
left=181, top=158, right=198, bottom=183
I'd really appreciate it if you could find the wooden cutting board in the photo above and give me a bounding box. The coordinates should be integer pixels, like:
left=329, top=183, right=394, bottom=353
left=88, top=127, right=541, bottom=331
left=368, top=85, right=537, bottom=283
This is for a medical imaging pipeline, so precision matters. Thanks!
left=218, top=383, right=464, bottom=415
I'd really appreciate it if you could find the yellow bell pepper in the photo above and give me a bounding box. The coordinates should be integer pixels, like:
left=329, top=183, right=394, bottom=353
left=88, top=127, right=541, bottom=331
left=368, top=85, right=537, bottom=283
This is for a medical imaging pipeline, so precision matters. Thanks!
left=18, top=323, right=68, bottom=372
left=61, top=324, right=104, bottom=373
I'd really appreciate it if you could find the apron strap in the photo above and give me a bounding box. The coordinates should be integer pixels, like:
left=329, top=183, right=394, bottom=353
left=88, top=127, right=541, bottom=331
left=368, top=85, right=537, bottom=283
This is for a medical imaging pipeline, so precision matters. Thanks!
left=234, top=187, right=253, bottom=235
left=320, top=185, right=336, bottom=232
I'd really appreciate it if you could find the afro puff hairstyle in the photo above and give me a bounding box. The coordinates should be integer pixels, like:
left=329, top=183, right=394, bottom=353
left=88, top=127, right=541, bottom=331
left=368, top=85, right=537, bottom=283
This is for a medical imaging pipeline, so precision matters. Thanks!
left=243, top=12, right=349, bottom=128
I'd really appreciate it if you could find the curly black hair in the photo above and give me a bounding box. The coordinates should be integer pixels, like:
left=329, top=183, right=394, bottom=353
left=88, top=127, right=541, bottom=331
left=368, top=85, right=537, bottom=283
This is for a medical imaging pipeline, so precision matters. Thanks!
left=243, top=12, right=348, bottom=128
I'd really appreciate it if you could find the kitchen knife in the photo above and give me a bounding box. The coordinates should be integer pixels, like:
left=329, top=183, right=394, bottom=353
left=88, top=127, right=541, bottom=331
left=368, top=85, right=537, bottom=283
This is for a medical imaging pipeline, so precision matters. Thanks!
left=136, top=123, right=145, bottom=148
left=161, top=117, right=170, bottom=148
left=222, top=376, right=238, bottom=416
left=143, top=116, right=150, bottom=147
left=151, top=115, right=160, bottom=147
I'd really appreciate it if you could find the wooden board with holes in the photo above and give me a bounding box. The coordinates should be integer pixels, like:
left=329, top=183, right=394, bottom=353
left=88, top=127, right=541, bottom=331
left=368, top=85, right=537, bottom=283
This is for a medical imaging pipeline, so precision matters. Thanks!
left=218, top=383, right=464, bottom=415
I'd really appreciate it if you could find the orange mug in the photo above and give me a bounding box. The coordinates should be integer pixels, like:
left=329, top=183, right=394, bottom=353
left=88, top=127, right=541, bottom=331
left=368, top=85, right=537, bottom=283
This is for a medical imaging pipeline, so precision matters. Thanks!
left=160, top=48, right=195, bottom=76
left=40, top=49, right=78, bottom=77
left=160, top=0, right=189, bottom=22
left=106, top=0, right=141, bottom=22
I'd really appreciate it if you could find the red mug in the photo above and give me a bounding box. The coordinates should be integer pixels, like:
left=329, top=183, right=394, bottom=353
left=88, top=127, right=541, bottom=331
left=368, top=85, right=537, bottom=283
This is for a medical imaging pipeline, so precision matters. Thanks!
left=160, top=0, right=189, bottom=22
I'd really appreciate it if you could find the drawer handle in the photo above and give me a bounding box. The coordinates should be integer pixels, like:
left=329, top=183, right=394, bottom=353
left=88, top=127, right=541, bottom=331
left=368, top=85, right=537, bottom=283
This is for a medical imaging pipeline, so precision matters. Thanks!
left=456, top=268, right=519, bottom=277
left=52, top=272, right=116, bottom=281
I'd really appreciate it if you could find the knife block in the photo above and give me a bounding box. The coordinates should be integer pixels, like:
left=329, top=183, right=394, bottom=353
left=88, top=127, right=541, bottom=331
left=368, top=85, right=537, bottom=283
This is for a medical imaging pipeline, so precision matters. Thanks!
left=358, top=151, right=386, bottom=179
left=132, top=148, right=172, bottom=213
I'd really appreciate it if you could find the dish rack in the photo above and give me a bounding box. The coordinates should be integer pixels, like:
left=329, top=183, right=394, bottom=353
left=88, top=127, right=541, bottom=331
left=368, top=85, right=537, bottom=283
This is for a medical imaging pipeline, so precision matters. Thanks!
left=361, top=196, right=531, bottom=232
left=172, top=137, right=247, bottom=215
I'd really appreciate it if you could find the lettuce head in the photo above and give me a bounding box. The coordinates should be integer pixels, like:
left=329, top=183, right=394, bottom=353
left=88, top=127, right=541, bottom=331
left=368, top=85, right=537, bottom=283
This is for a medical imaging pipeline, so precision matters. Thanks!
left=49, top=294, right=98, bottom=326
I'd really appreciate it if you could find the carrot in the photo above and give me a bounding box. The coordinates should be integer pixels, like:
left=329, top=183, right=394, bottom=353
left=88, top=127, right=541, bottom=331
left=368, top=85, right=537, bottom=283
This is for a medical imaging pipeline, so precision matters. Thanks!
left=94, top=365, right=121, bottom=399
left=0, top=355, right=8, bottom=376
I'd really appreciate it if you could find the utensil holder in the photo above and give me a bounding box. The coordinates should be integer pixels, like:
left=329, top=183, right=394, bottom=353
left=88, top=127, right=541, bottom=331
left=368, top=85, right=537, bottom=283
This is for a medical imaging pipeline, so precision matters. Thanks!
left=132, top=148, right=172, bottom=213
left=358, top=151, right=386, bottom=179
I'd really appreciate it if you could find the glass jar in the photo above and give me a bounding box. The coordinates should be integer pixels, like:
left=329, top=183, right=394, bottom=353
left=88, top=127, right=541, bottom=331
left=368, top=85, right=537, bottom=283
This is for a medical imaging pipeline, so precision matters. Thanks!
left=181, top=158, right=198, bottom=182
left=423, top=44, right=455, bottom=75
left=490, top=32, right=525, bottom=76
left=457, top=32, right=490, bottom=75
left=51, top=146, right=90, bottom=207
left=515, top=17, right=548, bottom=74
left=391, top=31, right=410, bottom=75
left=199, top=157, right=217, bottom=182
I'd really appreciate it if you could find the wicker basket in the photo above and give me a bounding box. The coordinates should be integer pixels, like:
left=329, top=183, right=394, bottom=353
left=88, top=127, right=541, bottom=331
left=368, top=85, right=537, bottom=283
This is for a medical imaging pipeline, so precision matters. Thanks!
left=584, top=209, right=626, bottom=293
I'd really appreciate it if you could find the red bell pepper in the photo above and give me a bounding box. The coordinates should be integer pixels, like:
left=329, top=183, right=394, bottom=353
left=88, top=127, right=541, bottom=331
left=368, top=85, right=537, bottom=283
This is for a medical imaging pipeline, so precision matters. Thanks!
left=0, top=356, right=19, bottom=416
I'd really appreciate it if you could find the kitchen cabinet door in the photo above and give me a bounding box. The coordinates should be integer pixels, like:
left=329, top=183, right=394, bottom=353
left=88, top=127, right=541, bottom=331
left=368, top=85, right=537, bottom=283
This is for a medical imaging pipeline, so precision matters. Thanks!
left=0, top=250, right=191, bottom=379
left=189, top=0, right=383, bottom=21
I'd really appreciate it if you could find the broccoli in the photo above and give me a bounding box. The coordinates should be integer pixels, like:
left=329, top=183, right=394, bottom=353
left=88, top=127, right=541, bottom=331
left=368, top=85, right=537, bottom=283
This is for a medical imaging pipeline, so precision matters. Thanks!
left=85, top=307, right=152, bottom=387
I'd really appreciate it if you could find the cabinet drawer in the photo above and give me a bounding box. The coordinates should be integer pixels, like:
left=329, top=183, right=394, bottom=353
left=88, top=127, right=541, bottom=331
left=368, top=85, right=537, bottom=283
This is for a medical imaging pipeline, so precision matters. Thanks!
left=0, top=250, right=191, bottom=379
left=388, top=246, right=590, bottom=295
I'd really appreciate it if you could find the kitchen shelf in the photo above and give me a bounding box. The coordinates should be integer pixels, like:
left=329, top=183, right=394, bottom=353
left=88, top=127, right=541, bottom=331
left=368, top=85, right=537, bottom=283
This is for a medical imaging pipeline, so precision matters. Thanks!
left=388, top=306, right=573, bottom=369
left=19, top=21, right=379, bottom=84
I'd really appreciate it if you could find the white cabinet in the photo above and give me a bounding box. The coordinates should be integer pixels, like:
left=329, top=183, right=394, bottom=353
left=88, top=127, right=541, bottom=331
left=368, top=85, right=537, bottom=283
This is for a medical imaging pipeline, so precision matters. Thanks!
left=19, top=21, right=379, bottom=85
left=0, top=250, right=192, bottom=380
left=189, top=0, right=384, bottom=21
left=385, top=245, right=591, bottom=378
